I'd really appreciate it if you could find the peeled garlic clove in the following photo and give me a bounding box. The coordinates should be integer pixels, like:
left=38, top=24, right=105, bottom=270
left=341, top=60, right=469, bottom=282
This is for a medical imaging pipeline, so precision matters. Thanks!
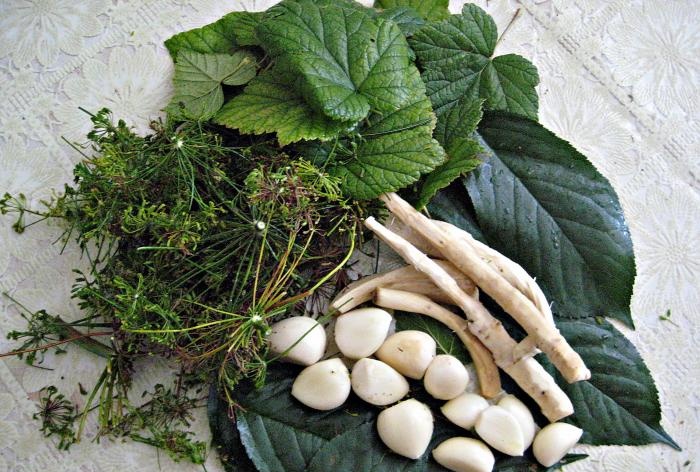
left=441, top=392, right=489, bottom=430
left=377, top=399, right=433, bottom=459
left=376, top=330, right=436, bottom=379
left=533, top=422, right=583, bottom=467
left=268, top=316, right=326, bottom=366
left=432, top=437, right=495, bottom=472
left=498, top=394, right=537, bottom=449
left=475, top=405, right=525, bottom=456
left=291, top=358, right=350, bottom=410
left=423, top=354, right=469, bottom=400
left=351, top=358, right=409, bottom=406
left=335, top=307, right=393, bottom=359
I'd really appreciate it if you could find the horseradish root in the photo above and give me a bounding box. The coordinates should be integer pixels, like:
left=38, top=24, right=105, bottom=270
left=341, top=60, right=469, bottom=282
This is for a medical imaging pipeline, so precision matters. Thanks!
left=364, top=216, right=574, bottom=421
left=373, top=288, right=501, bottom=399
left=331, top=261, right=477, bottom=313
left=378, top=192, right=590, bottom=383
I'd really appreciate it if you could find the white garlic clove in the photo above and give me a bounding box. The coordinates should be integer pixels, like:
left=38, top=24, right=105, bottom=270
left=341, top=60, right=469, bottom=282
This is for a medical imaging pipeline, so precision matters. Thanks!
left=291, top=358, right=350, bottom=410
left=268, top=316, right=326, bottom=366
left=533, top=422, right=583, bottom=467
left=432, top=437, right=495, bottom=472
left=441, top=392, right=489, bottom=430
left=377, top=399, right=434, bottom=459
left=498, top=394, right=537, bottom=449
left=351, top=358, right=409, bottom=406
left=334, top=307, right=393, bottom=359
left=376, top=330, right=436, bottom=379
left=423, top=354, right=470, bottom=400
left=475, top=405, right=525, bottom=456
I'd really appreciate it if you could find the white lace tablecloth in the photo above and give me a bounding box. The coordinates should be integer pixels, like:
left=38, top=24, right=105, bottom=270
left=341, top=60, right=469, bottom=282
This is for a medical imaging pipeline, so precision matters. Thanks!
left=1, top=1, right=698, bottom=471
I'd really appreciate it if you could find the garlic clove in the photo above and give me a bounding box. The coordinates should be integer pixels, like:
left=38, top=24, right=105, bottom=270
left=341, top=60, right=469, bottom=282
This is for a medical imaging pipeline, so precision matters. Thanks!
left=423, top=354, right=470, bottom=400
left=335, top=307, right=393, bottom=359
left=432, top=437, right=495, bottom=472
left=475, top=405, right=525, bottom=456
left=351, top=358, right=409, bottom=406
left=376, top=330, right=436, bottom=379
left=498, top=394, right=537, bottom=449
left=533, top=422, right=583, bottom=467
left=268, top=316, right=326, bottom=366
left=377, top=399, right=434, bottom=459
left=291, top=358, right=350, bottom=410
left=441, top=392, right=489, bottom=430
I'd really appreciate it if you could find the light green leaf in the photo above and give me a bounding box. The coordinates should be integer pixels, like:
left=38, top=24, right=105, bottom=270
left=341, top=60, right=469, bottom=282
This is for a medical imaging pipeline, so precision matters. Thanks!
left=410, top=4, right=539, bottom=120
left=374, top=0, right=450, bottom=21
left=168, top=50, right=257, bottom=120
left=329, top=69, right=446, bottom=200
left=215, top=68, right=350, bottom=146
left=164, top=12, right=263, bottom=58
left=377, top=7, right=425, bottom=36
left=417, top=138, right=481, bottom=209
left=256, top=0, right=415, bottom=122
left=465, top=112, right=636, bottom=326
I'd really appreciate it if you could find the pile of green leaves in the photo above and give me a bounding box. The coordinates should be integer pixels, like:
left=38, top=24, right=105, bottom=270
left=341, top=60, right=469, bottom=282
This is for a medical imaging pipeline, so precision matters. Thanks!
left=1, top=0, right=680, bottom=469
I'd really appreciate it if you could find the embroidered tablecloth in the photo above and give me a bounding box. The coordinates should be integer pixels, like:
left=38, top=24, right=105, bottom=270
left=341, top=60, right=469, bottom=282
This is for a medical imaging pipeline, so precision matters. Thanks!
left=1, top=1, right=697, bottom=470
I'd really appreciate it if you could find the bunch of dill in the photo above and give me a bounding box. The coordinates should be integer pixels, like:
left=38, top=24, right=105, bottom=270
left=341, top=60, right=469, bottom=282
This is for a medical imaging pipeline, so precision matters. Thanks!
left=1, top=109, right=369, bottom=462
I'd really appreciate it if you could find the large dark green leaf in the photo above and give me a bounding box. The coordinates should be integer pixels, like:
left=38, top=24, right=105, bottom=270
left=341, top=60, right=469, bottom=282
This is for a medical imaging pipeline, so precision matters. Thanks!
left=464, top=112, right=636, bottom=326
left=208, top=386, right=257, bottom=472
left=546, top=319, right=678, bottom=449
left=377, top=7, right=426, bottom=36
left=410, top=4, right=539, bottom=120
left=211, top=366, right=585, bottom=471
left=257, top=0, right=415, bottom=123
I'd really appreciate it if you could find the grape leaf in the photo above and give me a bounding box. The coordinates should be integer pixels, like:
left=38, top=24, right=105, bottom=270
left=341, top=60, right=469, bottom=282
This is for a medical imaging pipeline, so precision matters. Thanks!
left=377, top=7, right=426, bottom=36
left=215, top=67, right=350, bottom=145
left=165, top=11, right=262, bottom=58
left=416, top=138, right=481, bottom=209
left=328, top=69, right=446, bottom=200
left=545, top=318, right=678, bottom=449
left=256, top=0, right=415, bottom=122
left=374, top=0, right=450, bottom=22
left=410, top=4, right=539, bottom=120
left=395, top=311, right=471, bottom=363
left=464, top=112, right=636, bottom=326
left=168, top=50, right=257, bottom=120
left=212, top=365, right=586, bottom=471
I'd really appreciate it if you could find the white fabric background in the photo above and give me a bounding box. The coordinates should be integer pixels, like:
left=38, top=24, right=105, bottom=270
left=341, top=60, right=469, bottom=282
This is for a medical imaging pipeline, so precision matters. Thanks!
left=0, top=1, right=698, bottom=471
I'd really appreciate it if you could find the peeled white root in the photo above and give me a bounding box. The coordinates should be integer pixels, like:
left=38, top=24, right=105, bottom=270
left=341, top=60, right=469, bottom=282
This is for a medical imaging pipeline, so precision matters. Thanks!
left=533, top=422, right=583, bottom=467
left=498, top=394, right=537, bottom=449
left=291, top=359, right=350, bottom=410
left=432, top=437, right=495, bottom=472
left=334, top=307, right=392, bottom=359
left=423, top=354, right=470, bottom=400
left=376, top=330, right=436, bottom=379
left=268, top=316, right=326, bottom=366
left=377, top=399, right=434, bottom=459
left=475, top=405, right=525, bottom=456
left=351, top=358, right=409, bottom=406
left=441, top=392, right=489, bottom=430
